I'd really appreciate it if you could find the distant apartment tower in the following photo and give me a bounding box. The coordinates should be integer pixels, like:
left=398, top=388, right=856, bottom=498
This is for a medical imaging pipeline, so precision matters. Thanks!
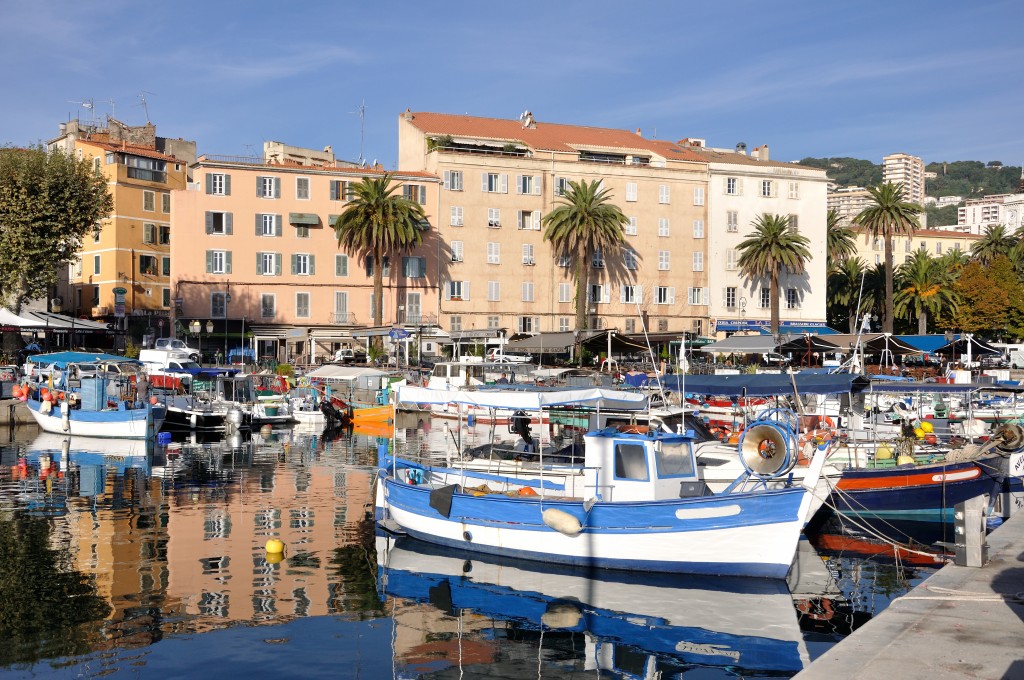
left=827, top=186, right=874, bottom=227
left=883, top=153, right=926, bottom=205
left=958, top=193, right=1024, bottom=235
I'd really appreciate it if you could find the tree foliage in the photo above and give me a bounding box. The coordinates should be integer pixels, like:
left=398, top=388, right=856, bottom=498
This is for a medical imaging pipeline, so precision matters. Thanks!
left=736, top=214, right=811, bottom=336
left=924, top=160, right=1022, bottom=198
left=894, top=250, right=958, bottom=334
left=0, top=145, right=112, bottom=312
left=798, top=157, right=882, bottom=188
left=952, top=256, right=1024, bottom=336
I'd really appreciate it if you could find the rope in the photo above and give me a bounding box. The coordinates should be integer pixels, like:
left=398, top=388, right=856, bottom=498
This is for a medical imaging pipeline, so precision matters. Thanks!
left=901, top=585, right=1024, bottom=603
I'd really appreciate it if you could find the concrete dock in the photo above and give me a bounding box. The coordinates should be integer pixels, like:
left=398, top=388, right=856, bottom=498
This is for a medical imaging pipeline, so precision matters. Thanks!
left=796, top=513, right=1024, bottom=679
left=0, top=398, right=33, bottom=425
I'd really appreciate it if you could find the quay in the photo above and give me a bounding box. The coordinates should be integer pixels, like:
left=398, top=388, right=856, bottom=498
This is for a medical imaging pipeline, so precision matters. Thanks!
left=796, top=513, right=1024, bottom=679
left=0, top=398, right=32, bottom=426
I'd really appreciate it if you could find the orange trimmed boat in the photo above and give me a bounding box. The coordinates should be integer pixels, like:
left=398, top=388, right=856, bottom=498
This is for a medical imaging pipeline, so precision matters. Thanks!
left=352, top=403, right=394, bottom=423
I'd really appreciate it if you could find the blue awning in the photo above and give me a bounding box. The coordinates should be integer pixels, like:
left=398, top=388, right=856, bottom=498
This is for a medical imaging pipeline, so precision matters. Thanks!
left=713, top=319, right=837, bottom=334
left=895, top=334, right=960, bottom=353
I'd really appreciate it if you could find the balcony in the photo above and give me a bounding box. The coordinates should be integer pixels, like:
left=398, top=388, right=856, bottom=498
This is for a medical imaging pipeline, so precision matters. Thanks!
left=92, top=306, right=109, bottom=317
left=331, top=312, right=356, bottom=324
left=127, top=167, right=166, bottom=183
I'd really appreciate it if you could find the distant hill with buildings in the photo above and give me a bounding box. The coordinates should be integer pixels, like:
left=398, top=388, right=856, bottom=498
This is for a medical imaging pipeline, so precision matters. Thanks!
left=800, top=157, right=1022, bottom=198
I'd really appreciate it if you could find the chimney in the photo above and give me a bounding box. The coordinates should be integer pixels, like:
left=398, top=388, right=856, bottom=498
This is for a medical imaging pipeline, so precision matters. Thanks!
left=753, top=144, right=770, bottom=162
left=635, top=127, right=642, bottom=137
left=402, top=108, right=413, bottom=121
left=735, top=142, right=747, bottom=155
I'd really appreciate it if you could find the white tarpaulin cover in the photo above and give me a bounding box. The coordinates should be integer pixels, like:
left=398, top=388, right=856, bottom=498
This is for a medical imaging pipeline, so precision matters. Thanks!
left=396, top=384, right=648, bottom=411
left=304, top=365, right=387, bottom=381
left=0, top=308, right=44, bottom=328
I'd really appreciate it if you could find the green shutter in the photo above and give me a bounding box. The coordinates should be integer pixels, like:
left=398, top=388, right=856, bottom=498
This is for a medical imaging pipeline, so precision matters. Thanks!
left=223, top=174, right=231, bottom=196
left=309, top=255, right=315, bottom=276
left=330, top=180, right=339, bottom=200
left=205, top=174, right=213, bottom=194
left=255, top=214, right=262, bottom=235
left=256, top=253, right=263, bottom=275
left=225, top=251, right=232, bottom=274
left=256, top=176, right=264, bottom=197
left=206, top=250, right=213, bottom=273
left=224, top=213, right=233, bottom=234
left=275, top=253, right=282, bottom=275
left=291, top=254, right=298, bottom=275
left=273, top=178, right=280, bottom=199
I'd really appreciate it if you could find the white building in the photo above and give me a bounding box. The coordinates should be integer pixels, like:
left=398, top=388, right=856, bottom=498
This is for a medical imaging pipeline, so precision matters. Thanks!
left=958, top=193, right=1024, bottom=234
left=883, top=152, right=926, bottom=205
left=827, top=186, right=873, bottom=227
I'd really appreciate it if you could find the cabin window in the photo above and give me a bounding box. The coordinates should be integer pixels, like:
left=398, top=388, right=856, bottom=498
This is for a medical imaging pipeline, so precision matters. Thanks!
left=614, top=443, right=649, bottom=481
left=655, top=441, right=695, bottom=477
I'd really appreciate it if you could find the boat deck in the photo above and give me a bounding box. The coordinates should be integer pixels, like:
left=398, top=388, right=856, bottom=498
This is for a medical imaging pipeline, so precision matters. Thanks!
left=795, top=511, right=1024, bottom=679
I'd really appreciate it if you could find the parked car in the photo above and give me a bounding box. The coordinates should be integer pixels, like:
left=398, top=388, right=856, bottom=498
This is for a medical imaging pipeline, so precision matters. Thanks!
left=333, top=347, right=367, bottom=364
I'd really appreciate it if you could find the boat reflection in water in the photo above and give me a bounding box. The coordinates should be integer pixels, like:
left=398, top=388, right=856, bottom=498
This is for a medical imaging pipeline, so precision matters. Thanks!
left=377, top=535, right=810, bottom=678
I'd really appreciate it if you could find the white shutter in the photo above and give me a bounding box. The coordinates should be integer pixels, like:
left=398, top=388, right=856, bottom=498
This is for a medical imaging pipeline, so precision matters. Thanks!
left=636, top=285, right=643, bottom=304
left=668, top=287, right=676, bottom=304
left=619, top=286, right=627, bottom=303
left=443, top=284, right=451, bottom=301
left=515, top=176, right=523, bottom=195
left=602, top=286, right=610, bottom=304
left=532, top=210, right=541, bottom=229
left=499, top=174, right=508, bottom=193
left=703, top=289, right=709, bottom=305
left=443, top=170, right=451, bottom=190
left=481, top=173, right=489, bottom=191
left=464, top=281, right=470, bottom=300
left=533, top=176, right=541, bottom=195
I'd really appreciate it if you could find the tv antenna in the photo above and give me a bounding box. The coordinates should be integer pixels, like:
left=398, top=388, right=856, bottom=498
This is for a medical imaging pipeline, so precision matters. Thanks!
left=136, top=91, right=155, bottom=123
left=68, top=98, right=96, bottom=126
left=104, top=98, right=116, bottom=119
left=350, top=99, right=367, bottom=165
left=243, top=143, right=257, bottom=159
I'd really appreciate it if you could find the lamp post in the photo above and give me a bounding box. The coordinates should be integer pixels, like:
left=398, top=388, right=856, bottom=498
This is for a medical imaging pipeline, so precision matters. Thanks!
left=190, top=320, right=201, bottom=364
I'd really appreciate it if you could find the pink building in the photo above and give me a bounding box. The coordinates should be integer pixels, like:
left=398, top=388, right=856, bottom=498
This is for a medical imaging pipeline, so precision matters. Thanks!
left=172, top=149, right=439, bottom=363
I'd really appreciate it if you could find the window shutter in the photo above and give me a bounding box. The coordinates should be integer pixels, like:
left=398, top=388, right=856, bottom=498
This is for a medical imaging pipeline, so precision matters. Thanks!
left=255, top=214, right=262, bottom=235
left=464, top=282, right=470, bottom=300
left=335, top=254, right=344, bottom=276
left=533, top=176, right=541, bottom=195
left=619, top=286, right=626, bottom=303
left=329, top=180, right=339, bottom=200
left=205, top=212, right=213, bottom=234
left=309, top=255, right=315, bottom=276
left=443, top=170, right=451, bottom=190
left=256, top=176, right=264, bottom=197
left=256, top=253, right=264, bottom=275
left=205, top=250, right=213, bottom=273
left=205, top=174, right=213, bottom=194
left=224, top=213, right=233, bottom=234
left=275, top=215, right=283, bottom=237
left=223, top=175, right=231, bottom=196
left=274, top=253, right=282, bottom=275
left=703, top=289, right=709, bottom=305
left=636, top=285, right=643, bottom=304
left=224, top=251, right=232, bottom=274
left=517, top=211, right=524, bottom=229
left=443, top=285, right=451, bottom=301
left=481, top=173, right=488, bottom=192
left=603, top=286, right=610, bottom=304
left=499, top=174, right=508, bottom=193
left=290, top=254, right=298, bottom=275
left=668, top=287, right=676, bottom=304
left=532, top=210, right=541, bottom=229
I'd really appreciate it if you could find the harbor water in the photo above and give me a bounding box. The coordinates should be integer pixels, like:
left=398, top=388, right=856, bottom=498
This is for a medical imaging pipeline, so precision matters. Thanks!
left=0, top=413, right=945, bottom=678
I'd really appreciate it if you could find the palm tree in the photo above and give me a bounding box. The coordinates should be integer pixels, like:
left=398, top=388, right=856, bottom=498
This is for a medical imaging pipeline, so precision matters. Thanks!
left=736, top=214, right=812, bottom=337
left=971, top=223, right=1018, bottom=266
left=894, top=250, right=958, bottom=334
left=826, top=208, right=856, bottom=273
left=542, top=179, right=628, bottom=365
left=854, top=182, right=923, bottom=333
left=828, top=256, right=870, bottom=332
left=333, top=174, right=427, bottom=347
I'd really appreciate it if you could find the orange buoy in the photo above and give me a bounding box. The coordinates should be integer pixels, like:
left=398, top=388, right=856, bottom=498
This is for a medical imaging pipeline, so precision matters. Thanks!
left=518, top=486, right=538, bottom=496
left=11, top=385, right=21, bottom=398
left=149, top=396, right=158, bottom=405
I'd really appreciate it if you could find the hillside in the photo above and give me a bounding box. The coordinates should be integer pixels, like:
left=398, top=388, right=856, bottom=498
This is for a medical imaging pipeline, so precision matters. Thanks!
left=799, top=157, right=1022, bottom=198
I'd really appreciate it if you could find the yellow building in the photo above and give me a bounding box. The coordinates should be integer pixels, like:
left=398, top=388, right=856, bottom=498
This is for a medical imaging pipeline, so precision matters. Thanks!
left=851, top=226, right=980, bottom=266
left=48, top=118, right=194, bottom=329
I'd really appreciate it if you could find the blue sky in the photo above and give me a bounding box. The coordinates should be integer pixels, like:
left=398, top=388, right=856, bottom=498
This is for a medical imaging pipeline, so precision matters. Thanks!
left=3, top=0, right=1022, bottom=168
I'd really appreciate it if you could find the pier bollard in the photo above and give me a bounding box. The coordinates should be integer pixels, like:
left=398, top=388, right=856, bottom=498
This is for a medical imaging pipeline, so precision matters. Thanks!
left=954, top=494, right=988, bottom=567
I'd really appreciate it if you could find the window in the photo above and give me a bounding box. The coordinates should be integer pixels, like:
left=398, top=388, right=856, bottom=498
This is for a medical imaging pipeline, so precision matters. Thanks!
left=93, top=157, right=101, bottom=176
left=91, top=285, right=99, bottom=307
left=658, top=184, right=670, bottom=204
left=554, top=177, right=569, bottom=196
left=623, top=248, right=638, bottom=270
left=788, top=182, right=799, bottom=199
left=936, top=242, right=942, bottom=254
left=162, top=193, right=171, bottom=213
left=446, top=281, right=469, bottom=300
left=257, top=176, right=280, bottom=198
left=292, top=254, right=314, bottom=276
left=443, top=170, right=463, bottom=191
left=727, top=210, right=738, bottom=232
left=725, top=286, right=737, bottom=309
left=295, top=224, right=310, bottom=238
left=614, top=443, right=649, bottom=481
left=589, top=284, right=609, bottom=304
left=402, top=184, right=426, bottom=204
left=625, top=318, right=635, bottom=333
left=484, top=208, right=502, bottom=228
left=212, top=292, right=227, bottom=318
left=688, top=287, right=707, bottom=305
left=658, top=218, right=670, bottom=237
left=296, top=292, right=310, bottom=318
left=482, top=172, right=507, bottom=193
left=692, top=252, right=704, bottom=271
left=786, top=288, right=800, bottom=309
left=658, top=250, right=670, bottom=271
left=143, top=190, right=155, bottom=212
left=334, top=291, right=348, bottom=322
left=621, top=284, right=642, bottom=304
left=693, top=187, right=705, bottom=206
left=903, top=238, right=910, bottom=252
left=329, top=180, right=354, bottom=201
left=593, top=249, right=605, bottom=269
left=450, top=315, right=462, bottom=332
left=139, top=255, right=157, bottom=275
left=726, top=249, right=738, bottom=270
left=558, top=317, right=571, bottom=332
left=558, top=282, right=572, bottom=303
left=522, top=244, right=535, bottom=265
left=557, top=253, right=571, bottom=268
left=205, top=211, right=233, bottom=235
left=487, top=281, right=500, bottom=301
left=518, top=316, right=536, bottom=333
left=93, top=224, right=101, bottom=242
left=207, top=250, right=231, bottom=274
left=207, top=173, right=230, bottom=196
left=257, top=252, right=280, bottom=276
left=162, top=288, right=171, bottom=307
left=402, top=256, right=426, bottom=278
left=162, top=256, right=171, bottom=276
left=626, top=216, right=638, bottom=236
left=93, top=254, right=101, bottom=275
left=761, top=180, right=774, bottom=197
left=521, top=281, right=534, bottom=302
left=726, top=177, right=740, bottom=195
left=450, top=206, right=463, bottom=226
left=260, top=294, right=275, bottom=318
left=875, top=254, right=881, bottom=265
left=296, top=177, right=310, bottom=200
left=335, top=254, right=348, bottom=276
left=692, top=219, right=705, bottom=238
left=143, top=222, right=156, bottom=244
left=257, top=214, right=280, bottom=237
left=450, top=241, right=464, bottom=263
left=159, top=225, right=170, bottom=245
left=655, top=286, right=674, bottom=305
left=517, top=210, right=541, bottom=230
left=487, top=315, right=501, bottom=329
left=760, top=287, right=771, bottom=308
left=517, top=175, right=541, bottom=195
left=788, top=214, right=799, bottom=230
left=625, top=182, right=637, bottom=202
left=486, top=242, right=500, bottom=264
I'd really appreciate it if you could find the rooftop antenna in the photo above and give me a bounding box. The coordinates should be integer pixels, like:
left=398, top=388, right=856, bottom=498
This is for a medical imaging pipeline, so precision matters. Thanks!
left=105, top=98, right=116, bottom=119
left=136, top=91, right=155, bottom=123
left=243, top=143, right=256, bottom=158
left=350, top=99, right=367, bottom=165
left=68, top=98, right=96, bottom=127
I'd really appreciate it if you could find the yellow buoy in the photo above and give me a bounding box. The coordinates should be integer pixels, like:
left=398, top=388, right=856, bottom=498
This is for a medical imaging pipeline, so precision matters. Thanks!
left=913, top=428, right=925, bottom=439
left=266, top=551, right=284, bottom=564
left=920, top=420, right=934, bottom=434
left=265, top=538, right=285, bottom=554
left=896, top=454, right=916, bottom=466
left=876, top=444, right=893, bottom=460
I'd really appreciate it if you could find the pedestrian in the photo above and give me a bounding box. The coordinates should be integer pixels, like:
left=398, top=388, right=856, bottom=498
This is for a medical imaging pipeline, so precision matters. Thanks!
left=136, top=372, right=150, bottom=405
left=497, top=372, right=509, bottom=384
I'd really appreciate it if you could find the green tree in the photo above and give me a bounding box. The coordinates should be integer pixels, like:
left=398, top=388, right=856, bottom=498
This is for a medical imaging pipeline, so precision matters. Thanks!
left=894, top=250, right=958, bottom=334
left=952, top=255, right=1024, bottom=335
left=826, top=208, right=856, bottom=274
left=542, top=179, right=628, bottom=364
left=333, top=174, right=427, bottom=346
left=737, top=214, right=811, bottom=336
left=0, top=145, right=112, bottom=312
left=924, top=203, right=960, bottom=228
left=854, top=182, right=923, bottom=333
left=970, top=223, right=1018, bottom=266
left=827, top=256, right=871, bottom=332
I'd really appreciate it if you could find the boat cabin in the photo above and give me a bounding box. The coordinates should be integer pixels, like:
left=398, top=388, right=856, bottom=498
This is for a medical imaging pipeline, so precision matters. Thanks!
left=583, top=428, right=704, bottom=502
left=215, top=375, right=256, bottom=405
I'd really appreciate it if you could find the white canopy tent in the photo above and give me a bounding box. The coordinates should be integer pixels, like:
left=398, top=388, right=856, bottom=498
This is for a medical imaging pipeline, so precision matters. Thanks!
left=0, top=308, right=44, bottom=329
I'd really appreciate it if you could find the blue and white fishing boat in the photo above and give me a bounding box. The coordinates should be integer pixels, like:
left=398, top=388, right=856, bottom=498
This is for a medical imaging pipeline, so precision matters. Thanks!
left=377, top=384, right=827, bottom=579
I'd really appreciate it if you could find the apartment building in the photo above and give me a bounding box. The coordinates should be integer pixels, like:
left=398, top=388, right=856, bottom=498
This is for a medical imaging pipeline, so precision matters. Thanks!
left=48, top=118, right=194, bottom=326
left=883, top=152, right=926, bottom=205
left=827, top=186, right=874, bottom=227
left=397, top=111, right=711, bottom=337
left=172, top=145, right=439, bottom=362
left=687, top=143, right=829, bottom=335
left=957, top=192, right=1024, bottom=234
left=852, top=226, right=980, bottom=266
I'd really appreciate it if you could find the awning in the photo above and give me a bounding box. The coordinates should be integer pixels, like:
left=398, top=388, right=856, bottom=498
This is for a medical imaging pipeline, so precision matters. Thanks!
left=824, top=333, right=922, bottom=356
left=661, top=373, right=869, bottom=397
left=289, top=212, right=320, bottom=225
left=700, top=335, right=778, bottom=354
left=0, top=308, right=44, bottom=329
left=396, top=384, right=648, bottom=411
left=777, top=335, right=841, bottom=354
left=713, top=319, right=836, bottom=334
left=895, top=335, right=960, bottom=353
left=934, top=336, right=1001, bottom=357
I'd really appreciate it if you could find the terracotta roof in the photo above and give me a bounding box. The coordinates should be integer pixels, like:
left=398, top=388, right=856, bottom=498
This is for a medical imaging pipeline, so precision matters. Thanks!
left=851, top=226, right=980, bottom=239
left=195, top=155, right=439, bottom=180
left=685, top=146, right=823, bottom=172
left=404, top=112, right=706, bottom=162
left=80, top=139, right=181, bottom=163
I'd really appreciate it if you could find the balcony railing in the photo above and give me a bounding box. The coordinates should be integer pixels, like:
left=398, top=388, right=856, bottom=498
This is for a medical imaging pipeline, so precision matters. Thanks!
left=397, top=313, right=437, bottom=326
left=127, top=167, right=167, bottom=183
left=331, top=312, right=356, bottom=324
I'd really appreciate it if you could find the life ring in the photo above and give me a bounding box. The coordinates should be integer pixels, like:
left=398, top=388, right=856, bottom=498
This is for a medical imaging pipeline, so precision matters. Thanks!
left=798, top=429, right=832, bottom=463
left=823, top=416, right=835, bottom=428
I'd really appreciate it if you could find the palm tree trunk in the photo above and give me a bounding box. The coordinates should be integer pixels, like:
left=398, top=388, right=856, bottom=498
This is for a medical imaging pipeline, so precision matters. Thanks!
left=884, top=233, right=895, bottom=333
left=918, top=310, right=927, bottom=335
left=770, top=270, right=780, bottom=337
left=372, top=248, right=384, bottom=351
left=575, top=242, right=589, bottom=367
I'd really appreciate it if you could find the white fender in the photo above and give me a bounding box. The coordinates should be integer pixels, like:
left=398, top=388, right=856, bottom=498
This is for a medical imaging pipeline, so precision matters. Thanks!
left=542, top=508, right=582, bottom=536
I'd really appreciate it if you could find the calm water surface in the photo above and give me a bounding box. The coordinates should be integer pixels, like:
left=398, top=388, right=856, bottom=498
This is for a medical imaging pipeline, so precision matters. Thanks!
left=0, top=415, right=942, bottom=678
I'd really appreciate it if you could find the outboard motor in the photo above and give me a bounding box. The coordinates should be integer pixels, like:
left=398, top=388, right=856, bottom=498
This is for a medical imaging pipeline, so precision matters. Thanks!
left=508, top=410, right=533, bottom=447
left=320, top=398, right=350, bottom=425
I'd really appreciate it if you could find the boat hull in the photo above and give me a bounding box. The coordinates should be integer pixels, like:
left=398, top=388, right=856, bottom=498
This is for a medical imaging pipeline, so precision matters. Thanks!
left=26, top=399, right=164, bottom=439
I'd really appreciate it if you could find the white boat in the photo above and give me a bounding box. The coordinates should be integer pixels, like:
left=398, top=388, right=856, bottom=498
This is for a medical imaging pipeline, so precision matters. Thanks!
left=378, top=384, right=827, bottom=578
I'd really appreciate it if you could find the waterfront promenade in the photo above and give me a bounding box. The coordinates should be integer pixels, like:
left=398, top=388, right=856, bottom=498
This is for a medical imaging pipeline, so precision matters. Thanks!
left=796, top=511, right=1024, bottom=679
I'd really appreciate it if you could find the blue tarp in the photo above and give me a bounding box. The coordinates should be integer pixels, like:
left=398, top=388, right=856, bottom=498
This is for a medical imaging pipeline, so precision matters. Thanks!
left=661, top=373, right=869, bottom=397
left=28, top=351, right=139, bottom=368
left=896, top=335, right=961, bottom=354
